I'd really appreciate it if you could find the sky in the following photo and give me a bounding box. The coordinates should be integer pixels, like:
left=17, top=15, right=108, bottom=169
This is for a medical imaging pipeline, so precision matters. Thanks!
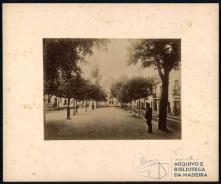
left=80, top=39, right=158, bottom=91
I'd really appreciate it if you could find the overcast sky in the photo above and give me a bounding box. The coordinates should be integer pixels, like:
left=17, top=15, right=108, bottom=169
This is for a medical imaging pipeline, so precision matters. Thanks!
left=80, top=39, right=158, bottom=91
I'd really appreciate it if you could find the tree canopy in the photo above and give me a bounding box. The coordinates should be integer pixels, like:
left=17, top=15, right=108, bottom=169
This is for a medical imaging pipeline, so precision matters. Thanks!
left=43, top=38, right=109, bottom=96
left=127, top=39, right=181, bottom=79
left=111, top=77, right=153, bottom=103
left=127, top=39, right=181, bottom=131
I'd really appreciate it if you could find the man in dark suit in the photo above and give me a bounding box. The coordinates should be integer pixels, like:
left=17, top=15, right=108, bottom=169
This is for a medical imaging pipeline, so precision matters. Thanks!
left=145, top=103, right=153, bottom=133
left=92, top=102, right=94, bottom=110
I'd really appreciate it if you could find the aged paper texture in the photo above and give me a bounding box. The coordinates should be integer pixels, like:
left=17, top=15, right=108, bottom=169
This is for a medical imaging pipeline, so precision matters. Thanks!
left=3, top=3, right=219, bottom=181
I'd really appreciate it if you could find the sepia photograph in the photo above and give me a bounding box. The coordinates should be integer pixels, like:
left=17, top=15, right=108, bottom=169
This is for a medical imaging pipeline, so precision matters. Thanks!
left=3, top=3, right=218, bottom=181
left=44, top=38, right=181, bottom=140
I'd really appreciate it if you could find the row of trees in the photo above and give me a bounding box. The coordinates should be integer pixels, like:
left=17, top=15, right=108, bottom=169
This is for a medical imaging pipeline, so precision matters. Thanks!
left=44, top=39, right=109, bottom=119
left=55, top=74, right=107, bottom=118
left=127, top=39, right=181, bottom=131
left=111, top=77, right=154, bottom=117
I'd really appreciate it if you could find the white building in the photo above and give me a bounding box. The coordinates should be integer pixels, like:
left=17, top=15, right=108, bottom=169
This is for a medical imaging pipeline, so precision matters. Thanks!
left=152, top=69, right=181, bottom=115
left=44, top=95, right=97, bottom=110
left=44, top=95, right=74, bottom=109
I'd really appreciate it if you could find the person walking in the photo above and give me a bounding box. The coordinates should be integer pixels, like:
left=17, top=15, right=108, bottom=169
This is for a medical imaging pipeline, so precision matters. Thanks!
left=145, top=103, right=153, bottom=133
left=92, top=102, right=94, bottom=110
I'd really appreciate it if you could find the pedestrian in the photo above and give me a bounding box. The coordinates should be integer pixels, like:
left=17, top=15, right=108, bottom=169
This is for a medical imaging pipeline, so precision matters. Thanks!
left=92, top=102, right=94, bottom=110
left=76, top=104, right=79, bottom=113
left=145, top=103, right=152, bottom=133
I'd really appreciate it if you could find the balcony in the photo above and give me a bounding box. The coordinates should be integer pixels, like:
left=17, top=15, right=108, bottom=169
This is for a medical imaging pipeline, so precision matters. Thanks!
left=153, top=92, right=161, bottom=98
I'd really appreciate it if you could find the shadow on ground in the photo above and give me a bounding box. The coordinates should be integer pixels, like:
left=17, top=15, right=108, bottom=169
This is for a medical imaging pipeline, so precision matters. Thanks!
left=44, top=107, right=181, bottom=140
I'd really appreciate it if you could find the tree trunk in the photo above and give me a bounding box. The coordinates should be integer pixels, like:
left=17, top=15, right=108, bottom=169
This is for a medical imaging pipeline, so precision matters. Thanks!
left=76, top=100, right=78, bottom=113
left=131, top=102, right=132, bottom=113
left=66, top=98, right=71, bottom=119
left=158, top=76, right=169, bottom=131
left=73, top=99, right=75, bottom=115
left=138, top=100, right=140, bottom=118
left=57, top=97, right=60, bottom=110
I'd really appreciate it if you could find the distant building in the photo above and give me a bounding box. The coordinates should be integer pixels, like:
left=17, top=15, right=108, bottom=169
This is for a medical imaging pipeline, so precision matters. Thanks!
left=44, top=95, right=96, bottom=109
left=106, top=91, right=120, bottom=107
left=44, top=95, right=74, bottom=109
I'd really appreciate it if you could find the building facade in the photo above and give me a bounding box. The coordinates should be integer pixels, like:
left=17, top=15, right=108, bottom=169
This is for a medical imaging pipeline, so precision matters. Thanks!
left=44, top=95, right=97, bottom=110
left=131, top=69, right=181, bottom=115
left=44, top=95, right=71, bottom=109
left=152, top=69, right=181, bottom=115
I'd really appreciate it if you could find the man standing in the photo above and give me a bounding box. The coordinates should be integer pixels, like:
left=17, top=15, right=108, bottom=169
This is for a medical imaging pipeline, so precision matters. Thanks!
left=92, top=102, right=94, bottom=110
left=145, top=103, right=152, bottom=133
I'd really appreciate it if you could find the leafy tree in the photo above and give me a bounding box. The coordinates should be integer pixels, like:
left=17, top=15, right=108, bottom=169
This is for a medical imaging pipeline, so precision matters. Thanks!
left=127, top=77, right=153, bottom=100
left=55, top=76, right=80, bottom=119
left=69, top=74, right=87, bottom=115
left=111, top=77, right=153, bottom=114
left=127, top=39, right=181, bottom=131
left=79, top=81, right=107, bottom=112
left=118, top=82, right=132, bottom=104
left=43, top=38, right=109, bottom=119
left=127, top=77, right=153, bottom=117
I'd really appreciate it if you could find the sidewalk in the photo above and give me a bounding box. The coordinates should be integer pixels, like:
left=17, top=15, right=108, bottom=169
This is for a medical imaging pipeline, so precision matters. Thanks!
left=128, top=108, right=181, bottom=131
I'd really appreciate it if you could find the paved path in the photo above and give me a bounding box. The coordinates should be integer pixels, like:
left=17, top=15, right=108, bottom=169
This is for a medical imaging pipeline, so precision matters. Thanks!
left=45, top=107, right=181, bottom=140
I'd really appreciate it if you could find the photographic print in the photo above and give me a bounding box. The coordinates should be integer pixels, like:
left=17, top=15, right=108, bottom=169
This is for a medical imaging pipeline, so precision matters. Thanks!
left=44, top=38, right=181, bottom=140
left=4, top=4, right=218, bottom=182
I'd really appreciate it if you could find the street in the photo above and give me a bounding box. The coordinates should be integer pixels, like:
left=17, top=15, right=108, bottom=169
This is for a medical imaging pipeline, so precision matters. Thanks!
left=45, top=107, right=181, bottom=140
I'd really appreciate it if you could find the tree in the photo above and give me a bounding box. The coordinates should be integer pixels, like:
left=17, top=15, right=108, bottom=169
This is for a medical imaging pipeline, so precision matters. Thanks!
left=80, top=81, right=107, bottom=112
left=55, top=76, right=79, bottom=119
left=126, top=77, right=153, bottom=101
left=127, top=77, right=153, bottom=117
left=69, top=74, right=87, bottom=115
left=91, top=84, right=107, bottom=102
left=111, top=77, right=153, bottom=115
left=127, top=39, right=181, bottom=131
left=43, top=38, right=109, bottom=119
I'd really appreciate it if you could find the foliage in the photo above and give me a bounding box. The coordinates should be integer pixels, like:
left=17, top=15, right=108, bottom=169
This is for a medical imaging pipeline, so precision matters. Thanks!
left=111, top=77, right=153, bottom=103
left=43, top=38, right=109, bottom=95
left=66, top=77, right=107, bottom=102
left=90, top=84, right=107, bottom=101
left=127, top=39, right=181, bottom=131
left=127, top=39, right=181, bottom=79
